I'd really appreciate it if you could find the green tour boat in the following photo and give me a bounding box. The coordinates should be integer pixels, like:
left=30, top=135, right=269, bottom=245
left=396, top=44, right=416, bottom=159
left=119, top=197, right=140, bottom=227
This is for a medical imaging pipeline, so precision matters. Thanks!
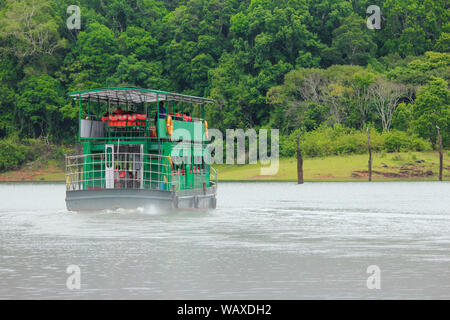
left=65, top=87, right=218, bottom=211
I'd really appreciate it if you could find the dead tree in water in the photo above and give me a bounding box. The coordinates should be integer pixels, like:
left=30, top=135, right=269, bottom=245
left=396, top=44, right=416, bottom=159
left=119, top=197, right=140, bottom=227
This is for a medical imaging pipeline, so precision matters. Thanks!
left=297, top=135, right=303, bottom=184
left=367, top=128, right=372, bottom=181
left=437, top=126, right=443, bottom=181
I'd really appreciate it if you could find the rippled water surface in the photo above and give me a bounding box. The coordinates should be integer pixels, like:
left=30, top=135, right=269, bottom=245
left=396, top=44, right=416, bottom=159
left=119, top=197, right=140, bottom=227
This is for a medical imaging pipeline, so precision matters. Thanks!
left=0, top=182, right=449, bottom=299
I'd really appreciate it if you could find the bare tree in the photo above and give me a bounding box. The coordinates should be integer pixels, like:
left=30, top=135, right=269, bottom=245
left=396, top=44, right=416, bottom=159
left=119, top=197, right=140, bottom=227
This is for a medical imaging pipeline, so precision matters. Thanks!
left=272, top=71, right=325, bottom=131
left=0, top=0, right=63, bottom=62
left=369, top=78, right=407, bottom=131
left=298, top=72, right=323, bottom=104
left=322, top=82, right=351, bottom=125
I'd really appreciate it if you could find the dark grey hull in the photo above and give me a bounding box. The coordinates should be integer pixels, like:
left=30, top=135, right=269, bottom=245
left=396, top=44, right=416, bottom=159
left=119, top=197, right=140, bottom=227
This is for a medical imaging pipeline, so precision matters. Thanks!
left=65, top=187, right=217, bottom=211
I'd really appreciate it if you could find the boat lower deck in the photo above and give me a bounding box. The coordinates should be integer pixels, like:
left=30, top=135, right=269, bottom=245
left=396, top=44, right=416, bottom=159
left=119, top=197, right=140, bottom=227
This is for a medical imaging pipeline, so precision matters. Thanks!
left=66, top=186, right=217, bottom=211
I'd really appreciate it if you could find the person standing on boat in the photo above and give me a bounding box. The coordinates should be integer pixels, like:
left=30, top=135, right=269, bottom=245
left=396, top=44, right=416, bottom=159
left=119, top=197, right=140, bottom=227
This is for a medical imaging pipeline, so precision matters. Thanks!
left=158, top=101, right=167, bottom=119
left=154, top=101, right=167, bottom=137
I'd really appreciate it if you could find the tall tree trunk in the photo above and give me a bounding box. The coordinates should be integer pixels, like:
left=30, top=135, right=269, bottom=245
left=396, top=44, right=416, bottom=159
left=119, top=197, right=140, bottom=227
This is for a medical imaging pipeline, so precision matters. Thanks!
left=437, top=126, right=443, bottom=181
left=367, top=128, right=372, bottom=182
left=297, top=135, right=303, bottom=184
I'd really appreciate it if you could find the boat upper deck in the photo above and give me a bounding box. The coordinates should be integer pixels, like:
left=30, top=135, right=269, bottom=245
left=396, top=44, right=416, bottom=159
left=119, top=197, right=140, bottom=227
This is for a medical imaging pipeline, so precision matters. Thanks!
left=68, top=87, right=215, bottom=105
left=69, top=87, right=214, bottom=142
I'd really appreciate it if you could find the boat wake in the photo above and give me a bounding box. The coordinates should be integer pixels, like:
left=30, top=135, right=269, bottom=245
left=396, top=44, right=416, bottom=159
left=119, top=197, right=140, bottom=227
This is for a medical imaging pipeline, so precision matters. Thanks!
left=103, top=205, right=176, bottom=216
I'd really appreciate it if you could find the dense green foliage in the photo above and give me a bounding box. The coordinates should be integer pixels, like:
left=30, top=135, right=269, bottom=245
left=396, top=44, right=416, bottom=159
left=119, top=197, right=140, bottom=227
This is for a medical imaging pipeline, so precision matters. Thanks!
left=0, top=137, right=28, bottom=171
left=279, top=125, right=431, bottom=157
left=0, top=136, right=72, bottom=171
left=0, top=0, right=449, bottom=157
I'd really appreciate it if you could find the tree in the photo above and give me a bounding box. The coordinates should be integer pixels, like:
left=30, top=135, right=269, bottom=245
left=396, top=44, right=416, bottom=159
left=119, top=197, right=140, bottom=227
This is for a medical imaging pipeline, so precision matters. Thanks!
left=118, top=26, right=158, bottom=60
left=434, top=32, right=450, bottom=53
left=0, top=54, right=20, bottom=137
left=267, top=68, right=326, bottom=133
left=106, top=55, right=169, bottom=89
left=379, top=0, right=447, bottom=57
left=0, top=0, right=448, bottom=148
left=412, top=77, right=450, bottom=148
left=208, top=53, right=249, bottom=131
left=189, top=53, right=216, bottom=96
left=369, top=78, right=407, bottom=131
left=230, top=0, right=322, bottom=68
left=267, top=65, right=376, bottom=132
left=306, top=0, right=352, bottom=46
left=0, top=0, right=65, bottom=64
left=351, top=71, right=375, bottom=128
left=392, top=102, right=413, bottom=131
left=322, top=13, right=376, bottom=66
left=323, top=82, right=352, bottom=125
left=387, top=51, right=450, bottom=85
left=16, top=74, right=65, bottom=140
left=161, top=0, right=238, bottom=94
left=65, top=22, right=120, bottom=89
left=0, top=84, right=16, bottom=137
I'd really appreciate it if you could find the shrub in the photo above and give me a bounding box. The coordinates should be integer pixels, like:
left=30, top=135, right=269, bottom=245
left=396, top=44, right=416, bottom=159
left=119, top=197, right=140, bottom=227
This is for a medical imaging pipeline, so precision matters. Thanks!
left=383, top=130, right=432, bottom=152
left=279, top=133, right=298, bottom=157
left=383, top=130, right=412, bottom=152
left=21, top=138, right=50, bottom=162
left=0, top=137, right=75, bottom=172
left=280, top=126, right=432, bottom=158
left=296, top=125, right=383, bottom=157
left=0, top=138, right=29, bottom=172
left=52, top=146, right=75, bottom=161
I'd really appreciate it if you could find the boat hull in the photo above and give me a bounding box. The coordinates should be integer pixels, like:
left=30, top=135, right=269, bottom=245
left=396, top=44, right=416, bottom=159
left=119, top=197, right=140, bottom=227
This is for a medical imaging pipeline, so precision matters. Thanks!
left=65, top=187, right=217, bottom=211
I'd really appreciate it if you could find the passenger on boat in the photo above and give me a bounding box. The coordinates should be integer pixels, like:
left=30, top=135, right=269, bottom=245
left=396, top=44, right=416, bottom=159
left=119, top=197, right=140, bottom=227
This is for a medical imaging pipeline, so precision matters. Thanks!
left=127, top=172, right=134, bottom=189
left=183, top=112, right=192, bottom=122
left=158, top=101, right=167, bottom=119
left=154, top=101, right=167, bottom=136
left=170, top=110, right=191, bottom=121
left=113, top=107, right=124, bottom=115
left=174, top=110, right=183, bottom=121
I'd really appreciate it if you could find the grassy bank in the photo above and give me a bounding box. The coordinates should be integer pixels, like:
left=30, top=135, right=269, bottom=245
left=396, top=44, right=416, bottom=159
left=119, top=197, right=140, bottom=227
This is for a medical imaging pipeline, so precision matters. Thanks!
left=0, top=159, right=65, bottom=182
left=0, top=151, right=448, bottom=182
left=216, top=151, right=449, bottom=181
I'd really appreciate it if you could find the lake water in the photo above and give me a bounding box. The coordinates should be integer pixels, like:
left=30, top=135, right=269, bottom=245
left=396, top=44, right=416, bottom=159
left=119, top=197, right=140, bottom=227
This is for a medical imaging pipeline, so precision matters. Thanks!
left=0, top=181, right=449, bottom=299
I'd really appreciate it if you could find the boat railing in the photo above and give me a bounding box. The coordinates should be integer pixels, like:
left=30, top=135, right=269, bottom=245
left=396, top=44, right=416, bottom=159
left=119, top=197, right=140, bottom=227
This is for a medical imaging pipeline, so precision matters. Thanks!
left=66, top=152, right=174, bottom=192
left=65, top=152, right=212, bottom=192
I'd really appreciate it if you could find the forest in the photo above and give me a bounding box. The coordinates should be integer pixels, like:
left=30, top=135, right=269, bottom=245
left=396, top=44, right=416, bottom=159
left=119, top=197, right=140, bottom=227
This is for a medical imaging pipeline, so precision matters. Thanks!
left=0, top=0, right=449, bottom=172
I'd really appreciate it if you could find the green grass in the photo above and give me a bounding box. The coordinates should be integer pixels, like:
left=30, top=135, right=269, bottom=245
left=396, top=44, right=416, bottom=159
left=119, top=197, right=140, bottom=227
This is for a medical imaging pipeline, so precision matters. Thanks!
left=1, top=151, right=448, bottom=182
left=33, top=172, right=66, bottom=181
left=215, top=151, right=449, bottom=181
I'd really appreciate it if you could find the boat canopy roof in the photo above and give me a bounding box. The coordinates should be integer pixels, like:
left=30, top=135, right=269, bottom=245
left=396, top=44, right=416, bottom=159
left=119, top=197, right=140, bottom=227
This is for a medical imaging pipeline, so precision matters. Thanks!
left=68, top=87, right=215, bottom=105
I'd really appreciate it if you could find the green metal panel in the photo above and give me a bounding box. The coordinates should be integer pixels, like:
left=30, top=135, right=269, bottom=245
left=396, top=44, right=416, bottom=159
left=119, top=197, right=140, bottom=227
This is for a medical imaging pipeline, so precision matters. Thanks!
left=157, top=119, right=204, bottom=142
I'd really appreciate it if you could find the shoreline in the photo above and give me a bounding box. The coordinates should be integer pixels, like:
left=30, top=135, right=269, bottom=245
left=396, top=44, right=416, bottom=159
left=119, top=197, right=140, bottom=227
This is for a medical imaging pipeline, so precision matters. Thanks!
left=0, top=177, right=447, bottom=183
left=0, top=180, right=447, bottom=184
left=0, top=151, right=448, bottom=183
